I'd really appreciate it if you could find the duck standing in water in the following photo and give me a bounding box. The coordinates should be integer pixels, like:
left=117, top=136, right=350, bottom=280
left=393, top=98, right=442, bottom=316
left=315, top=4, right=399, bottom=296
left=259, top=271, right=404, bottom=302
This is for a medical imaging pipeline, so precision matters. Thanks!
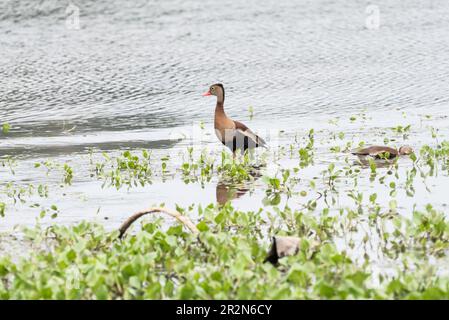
left=202, top=83, right=267, bottom=157
left=351, top=145, right=414, bottom=160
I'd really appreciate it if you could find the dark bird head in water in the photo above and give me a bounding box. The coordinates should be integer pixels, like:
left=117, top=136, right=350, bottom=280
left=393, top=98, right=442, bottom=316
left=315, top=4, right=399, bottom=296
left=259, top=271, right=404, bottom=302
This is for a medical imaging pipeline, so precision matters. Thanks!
left=398, top=145, right=414, bottom=155
left=202, top=83, right=225, bottom=101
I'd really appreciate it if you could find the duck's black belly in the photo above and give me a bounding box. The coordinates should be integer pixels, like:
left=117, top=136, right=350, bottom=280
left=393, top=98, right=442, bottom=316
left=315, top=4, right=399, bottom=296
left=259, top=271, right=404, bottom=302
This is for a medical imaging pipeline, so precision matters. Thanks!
left=220, top=131, right=259, bottom=152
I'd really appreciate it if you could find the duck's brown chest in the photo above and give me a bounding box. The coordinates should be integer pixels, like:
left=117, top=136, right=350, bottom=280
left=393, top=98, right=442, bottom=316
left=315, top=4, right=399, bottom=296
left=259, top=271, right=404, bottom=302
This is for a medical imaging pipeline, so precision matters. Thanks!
left=214, top=108, right=235, bottom=143
left=214, top=119, right=235, bottom=143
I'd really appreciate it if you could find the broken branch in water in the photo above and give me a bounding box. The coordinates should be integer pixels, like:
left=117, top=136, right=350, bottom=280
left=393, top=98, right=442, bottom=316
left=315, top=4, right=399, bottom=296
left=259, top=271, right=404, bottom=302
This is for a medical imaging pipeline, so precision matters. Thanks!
left=118, top=207, right=199, bottom=239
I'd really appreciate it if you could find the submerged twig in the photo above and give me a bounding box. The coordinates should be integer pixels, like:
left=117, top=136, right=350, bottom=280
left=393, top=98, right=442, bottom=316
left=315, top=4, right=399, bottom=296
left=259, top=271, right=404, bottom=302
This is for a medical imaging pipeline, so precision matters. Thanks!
left=118, top=207, right=199, bottom=239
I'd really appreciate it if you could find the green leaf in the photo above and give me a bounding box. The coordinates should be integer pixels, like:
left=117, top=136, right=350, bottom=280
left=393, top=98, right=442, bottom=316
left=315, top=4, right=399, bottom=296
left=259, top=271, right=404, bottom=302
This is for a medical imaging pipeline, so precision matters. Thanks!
left=196, top=221, right=209, bottom=232
left=0, top=203, right=5, bottom=217
left=2, top=123, right=11, bottom=134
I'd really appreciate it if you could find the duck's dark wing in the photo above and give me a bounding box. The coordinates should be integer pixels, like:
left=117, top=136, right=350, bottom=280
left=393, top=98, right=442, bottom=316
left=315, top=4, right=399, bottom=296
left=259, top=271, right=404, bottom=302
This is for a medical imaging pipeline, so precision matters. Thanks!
left=234, top=120, right=268, bottom=149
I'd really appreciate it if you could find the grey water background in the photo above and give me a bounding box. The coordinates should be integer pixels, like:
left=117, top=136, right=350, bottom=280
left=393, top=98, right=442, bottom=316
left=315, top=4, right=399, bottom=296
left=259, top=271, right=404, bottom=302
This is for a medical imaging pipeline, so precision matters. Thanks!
left=1, top=0, right=449, bottom=149
left=1, top=0, right=449, bottom=231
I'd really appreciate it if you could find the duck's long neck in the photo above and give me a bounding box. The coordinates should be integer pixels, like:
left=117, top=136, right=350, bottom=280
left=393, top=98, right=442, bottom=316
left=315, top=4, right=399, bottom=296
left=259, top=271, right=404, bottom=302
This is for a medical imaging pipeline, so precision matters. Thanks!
left=214, top=93, right=226, bottom=126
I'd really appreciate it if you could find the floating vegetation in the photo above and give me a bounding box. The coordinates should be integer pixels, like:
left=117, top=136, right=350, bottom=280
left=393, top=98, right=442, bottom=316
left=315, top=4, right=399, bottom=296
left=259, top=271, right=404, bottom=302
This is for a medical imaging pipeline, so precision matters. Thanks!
left=180, top=148, right=214, bottom=184
left=92, top=150, right=154, bottom=189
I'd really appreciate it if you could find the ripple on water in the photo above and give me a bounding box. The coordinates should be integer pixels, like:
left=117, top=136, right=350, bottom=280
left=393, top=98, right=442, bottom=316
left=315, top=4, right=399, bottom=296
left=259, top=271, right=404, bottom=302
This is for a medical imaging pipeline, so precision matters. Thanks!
left=1, top=0, right=449, bottom=156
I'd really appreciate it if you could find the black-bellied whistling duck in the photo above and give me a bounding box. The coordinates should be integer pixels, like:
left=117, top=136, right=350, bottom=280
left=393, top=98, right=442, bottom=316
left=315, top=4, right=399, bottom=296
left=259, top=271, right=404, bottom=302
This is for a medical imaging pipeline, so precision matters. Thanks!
left=202, top=83, right=267, bottom=156
left=351, top=145, right=414, bottom=160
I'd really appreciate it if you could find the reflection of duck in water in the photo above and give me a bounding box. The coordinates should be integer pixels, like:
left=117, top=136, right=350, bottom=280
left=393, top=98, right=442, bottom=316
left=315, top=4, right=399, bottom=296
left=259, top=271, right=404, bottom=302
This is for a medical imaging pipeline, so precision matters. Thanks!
left=350, top=145, right=413, bottom=167
left=216, top=182, right=249, bottom=206
left=215, top=169, right=263, bottom=205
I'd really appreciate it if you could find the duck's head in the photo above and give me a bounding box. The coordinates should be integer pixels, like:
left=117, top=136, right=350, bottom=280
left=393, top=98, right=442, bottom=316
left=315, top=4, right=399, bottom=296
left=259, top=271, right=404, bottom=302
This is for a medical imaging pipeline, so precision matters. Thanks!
left=202, top=83, right=225, bottom=101
left=399, top=145, right=414, bottom=155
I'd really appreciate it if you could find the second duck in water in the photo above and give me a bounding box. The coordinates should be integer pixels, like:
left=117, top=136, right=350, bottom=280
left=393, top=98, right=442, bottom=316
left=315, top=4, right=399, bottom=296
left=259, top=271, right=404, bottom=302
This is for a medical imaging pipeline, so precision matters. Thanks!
left=351, top=145, right=414, bottom=160
left=203, top=83, right=267, bottom=156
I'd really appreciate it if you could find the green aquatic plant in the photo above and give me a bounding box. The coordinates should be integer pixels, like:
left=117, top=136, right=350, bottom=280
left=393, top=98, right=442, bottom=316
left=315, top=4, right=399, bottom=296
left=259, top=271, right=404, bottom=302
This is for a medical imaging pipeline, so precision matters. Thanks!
left=0, top=180, right=53, bottom=217
left=298, top=129, right=315, bottom=168
left=3, top=182, right=33, bottom=205
left=419, top=141, right=449, bottom=176
left=0, top=156, right=16, bottom=175
left=248, top=106, right=254, bottom=120
left=161, top=155, right=170, bottom=176
left=0, top=202, right=447, bottom=299
left=94, top=150, right=153, bottom=189
left=391, top=124, right=411, bottom=134
left=216, top=151, right=258, bottom=184
left=180, top=148, right=215, bottom=184
left=262, top=169, right=298, bottom=206
left=63, top=163, right=74, bottom=185
left=39, top=204, right=60, bottom=219
left=2, top=123, right=10, bottom=134
left=0, top=202, right=5, bottom=217
left=409, top=205, right=449, bottom=249
left=34, top=160, right=57, bottom=176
